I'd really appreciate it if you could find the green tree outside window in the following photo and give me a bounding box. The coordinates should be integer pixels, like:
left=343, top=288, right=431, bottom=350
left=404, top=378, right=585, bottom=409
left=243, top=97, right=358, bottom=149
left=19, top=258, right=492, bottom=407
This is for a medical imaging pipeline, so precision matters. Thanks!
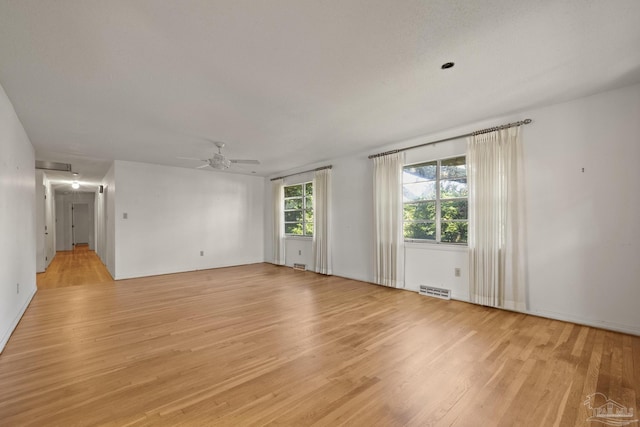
left=403, top=156, right=468, bottom=244
left=284, top=182, right=313, bottom=236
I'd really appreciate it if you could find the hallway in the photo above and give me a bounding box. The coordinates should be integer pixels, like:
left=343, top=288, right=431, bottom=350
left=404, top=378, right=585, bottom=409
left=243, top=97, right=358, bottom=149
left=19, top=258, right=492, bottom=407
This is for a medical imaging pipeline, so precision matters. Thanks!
left=36, top=244, right=113, bottom=289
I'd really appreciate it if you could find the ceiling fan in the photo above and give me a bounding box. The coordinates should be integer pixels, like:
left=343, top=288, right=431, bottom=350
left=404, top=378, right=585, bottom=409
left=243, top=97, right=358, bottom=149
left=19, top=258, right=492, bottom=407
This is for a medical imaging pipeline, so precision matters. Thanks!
left=180, top=141, right=260, bottom=170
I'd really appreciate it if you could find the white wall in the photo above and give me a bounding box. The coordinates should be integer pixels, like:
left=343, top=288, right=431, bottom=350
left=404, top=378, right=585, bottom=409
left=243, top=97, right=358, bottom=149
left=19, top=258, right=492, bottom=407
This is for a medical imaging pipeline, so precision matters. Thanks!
left=113, top=161, right=265, bottom=280
left=0, top=83, right=36, bottom=353
left=35, top=170, right=45, bottom=272
left=35, top=170, right=55, bottom=272
left=95, top=184, right=105, bottom=266
left=330, top=154, right=375, bottom=282
left=97, top=164, right=116, bottom=277
left=54, top=192, right=96, bottom=251
left=45, top=174, right=55, bottom=268
left=522, top=83, right=640, bottom=334
left=266, top=82, right=640, bottom=335
left=54, top=193, right=63, bottom=251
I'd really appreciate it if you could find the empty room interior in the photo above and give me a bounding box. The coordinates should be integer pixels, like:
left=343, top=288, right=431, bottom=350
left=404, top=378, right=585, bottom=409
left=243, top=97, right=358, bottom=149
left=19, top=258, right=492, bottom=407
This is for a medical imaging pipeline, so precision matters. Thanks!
left=1, top=1, right=640, bottom=426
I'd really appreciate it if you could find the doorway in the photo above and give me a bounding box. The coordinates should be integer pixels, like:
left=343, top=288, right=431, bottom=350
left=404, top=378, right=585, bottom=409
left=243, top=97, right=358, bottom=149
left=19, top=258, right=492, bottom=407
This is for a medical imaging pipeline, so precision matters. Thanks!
left=72, top=203, right=90, bottom=247
left=55, top=191, right=95, bottom=251
left=38, top=191, right=112, bottom=289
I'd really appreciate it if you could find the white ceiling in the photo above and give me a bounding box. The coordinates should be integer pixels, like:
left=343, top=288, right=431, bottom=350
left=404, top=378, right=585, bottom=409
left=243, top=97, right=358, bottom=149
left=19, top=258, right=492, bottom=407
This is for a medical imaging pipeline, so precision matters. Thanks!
left=1, top=0, right=640, bottom=188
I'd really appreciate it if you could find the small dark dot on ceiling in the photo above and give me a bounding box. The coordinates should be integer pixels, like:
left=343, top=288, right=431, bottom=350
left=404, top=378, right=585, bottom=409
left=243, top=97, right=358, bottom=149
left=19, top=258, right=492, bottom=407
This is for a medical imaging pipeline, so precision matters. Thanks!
left=441, top=62, right=455, bottom=69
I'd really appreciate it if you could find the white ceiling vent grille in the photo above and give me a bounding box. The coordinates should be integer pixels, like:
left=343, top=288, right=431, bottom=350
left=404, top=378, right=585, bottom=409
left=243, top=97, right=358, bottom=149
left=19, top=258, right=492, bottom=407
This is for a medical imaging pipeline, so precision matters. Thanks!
left=419, top=285, right=451, bottom=300
left=35, top=160, right=72, bottom=172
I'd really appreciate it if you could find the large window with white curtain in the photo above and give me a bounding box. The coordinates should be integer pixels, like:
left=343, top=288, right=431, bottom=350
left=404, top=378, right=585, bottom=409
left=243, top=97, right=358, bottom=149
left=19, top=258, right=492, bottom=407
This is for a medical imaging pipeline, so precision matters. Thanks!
left=403, top=155, right=468, bottom=244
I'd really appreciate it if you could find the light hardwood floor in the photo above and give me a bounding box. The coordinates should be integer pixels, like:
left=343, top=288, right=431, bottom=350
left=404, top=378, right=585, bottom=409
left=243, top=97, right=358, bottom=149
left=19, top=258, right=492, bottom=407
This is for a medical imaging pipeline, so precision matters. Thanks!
left=37, top=244, right=114, bottom=289
left=3, top=261, right=639, bottom=426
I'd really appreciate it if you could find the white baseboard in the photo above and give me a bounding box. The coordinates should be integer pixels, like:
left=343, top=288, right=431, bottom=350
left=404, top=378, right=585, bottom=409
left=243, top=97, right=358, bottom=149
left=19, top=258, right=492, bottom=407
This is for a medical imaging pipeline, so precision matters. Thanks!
left=524, top=308, right=640, bottom=336
left=331, top=272, right=372, bottom=284
left=405, top=289, right=640, bottom=337
left=448, top=296, right=640, bottom=336
left=115, top=259, right=266, bottom=280
left=0, top=286, right=37, bottom=354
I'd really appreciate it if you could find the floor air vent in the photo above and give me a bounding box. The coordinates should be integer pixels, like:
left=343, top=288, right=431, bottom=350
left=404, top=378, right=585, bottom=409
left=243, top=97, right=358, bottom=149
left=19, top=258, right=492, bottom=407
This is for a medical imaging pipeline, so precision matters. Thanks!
left=419, top=285, right=451, bottom=300
left=293, top=263, right=306, bottom=271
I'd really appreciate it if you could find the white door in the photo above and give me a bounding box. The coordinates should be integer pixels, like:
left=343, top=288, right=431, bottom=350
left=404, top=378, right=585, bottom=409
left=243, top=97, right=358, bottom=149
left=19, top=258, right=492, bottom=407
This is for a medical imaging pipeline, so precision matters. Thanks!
left=72, top=203, right=90, bottom=245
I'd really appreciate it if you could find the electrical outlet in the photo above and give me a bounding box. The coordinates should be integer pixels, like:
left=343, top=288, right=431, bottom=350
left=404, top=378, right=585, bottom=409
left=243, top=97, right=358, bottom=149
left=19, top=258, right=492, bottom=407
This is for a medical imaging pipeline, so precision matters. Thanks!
left=123, top=212, right=128, bottom=219
left=454, top=268, right=461, bottom=277
left=298, top=250, right=302, bottom=256
left=17, top=283, right=19, bottom=294
left=200, top=251, right=204, bottom=256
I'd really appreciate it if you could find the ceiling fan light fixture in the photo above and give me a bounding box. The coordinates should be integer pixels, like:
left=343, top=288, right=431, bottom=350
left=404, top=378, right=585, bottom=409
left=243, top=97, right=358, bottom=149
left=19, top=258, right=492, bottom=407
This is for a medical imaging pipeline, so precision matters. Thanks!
left=71, top=181, right=80, bottom=189
left=210, top=154, right=231, bottom=169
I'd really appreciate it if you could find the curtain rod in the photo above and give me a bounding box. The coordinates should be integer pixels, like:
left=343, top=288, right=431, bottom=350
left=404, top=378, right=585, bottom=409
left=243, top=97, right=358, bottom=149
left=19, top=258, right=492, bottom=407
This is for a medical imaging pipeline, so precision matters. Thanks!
left=270, top=165, right=332, bottom=181
left=368, top=119, right=532, bottom=159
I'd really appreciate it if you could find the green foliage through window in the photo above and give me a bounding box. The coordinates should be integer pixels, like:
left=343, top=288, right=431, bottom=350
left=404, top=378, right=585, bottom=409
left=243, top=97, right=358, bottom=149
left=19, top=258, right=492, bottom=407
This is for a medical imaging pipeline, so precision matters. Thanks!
left=284, top=182, right=313, bottom=236
left=403, top=156, right=468, bottom=244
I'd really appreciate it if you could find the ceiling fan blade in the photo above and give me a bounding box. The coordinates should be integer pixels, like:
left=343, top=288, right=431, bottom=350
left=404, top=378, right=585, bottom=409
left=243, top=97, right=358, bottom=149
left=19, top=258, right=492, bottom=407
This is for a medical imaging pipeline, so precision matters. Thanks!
left=178, top=156, right=208, bottom=162
left=230, top=159, right=260, bottom=165
left=196, top=164, right=210, bottom=169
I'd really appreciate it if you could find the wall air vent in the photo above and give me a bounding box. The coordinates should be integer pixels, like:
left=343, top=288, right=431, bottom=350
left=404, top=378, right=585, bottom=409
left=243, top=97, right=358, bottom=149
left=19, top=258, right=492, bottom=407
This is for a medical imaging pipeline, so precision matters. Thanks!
left=419, top=285, right=451, bottom=300
left=293, top=263, right=306, bottom=271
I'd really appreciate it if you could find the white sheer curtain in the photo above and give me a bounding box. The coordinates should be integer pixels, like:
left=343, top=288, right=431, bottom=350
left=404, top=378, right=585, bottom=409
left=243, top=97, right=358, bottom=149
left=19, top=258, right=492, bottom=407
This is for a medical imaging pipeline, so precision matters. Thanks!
left=467, top=127, right=526, bottom=310
left=272, top=179, right=285, bottom=265
left=312, top=168, right=332, bottom=275
left=373, top=152, right=405, bottom=288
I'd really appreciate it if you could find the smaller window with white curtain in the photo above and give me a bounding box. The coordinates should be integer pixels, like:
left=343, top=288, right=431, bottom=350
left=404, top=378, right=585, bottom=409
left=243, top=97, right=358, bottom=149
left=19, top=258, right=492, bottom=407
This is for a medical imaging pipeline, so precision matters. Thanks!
left=403, top=155, right=468, bottom=244
left=284, top=182, right=313, bottom=236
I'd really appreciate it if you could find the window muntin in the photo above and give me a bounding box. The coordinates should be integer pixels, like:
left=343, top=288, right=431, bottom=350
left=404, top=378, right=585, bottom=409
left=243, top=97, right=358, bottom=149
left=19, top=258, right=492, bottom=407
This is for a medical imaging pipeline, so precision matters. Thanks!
left=284, top=182, right=313, bottom=236
left=403, top=156, right=467, bottom=244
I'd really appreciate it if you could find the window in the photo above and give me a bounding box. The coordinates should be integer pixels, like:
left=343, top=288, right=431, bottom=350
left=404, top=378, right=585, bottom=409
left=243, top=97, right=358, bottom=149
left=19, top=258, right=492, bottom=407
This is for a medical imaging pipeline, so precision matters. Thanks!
left=284, top=182, right=313, bottom=236
left=403, top=155, right=468, bottom=244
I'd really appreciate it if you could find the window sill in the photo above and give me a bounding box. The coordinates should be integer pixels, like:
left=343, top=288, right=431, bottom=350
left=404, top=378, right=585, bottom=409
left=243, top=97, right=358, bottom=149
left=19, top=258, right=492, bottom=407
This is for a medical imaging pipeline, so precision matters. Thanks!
left=404, top=241, right=468, bottom=252
left=285, top=235, right=313, bottom=241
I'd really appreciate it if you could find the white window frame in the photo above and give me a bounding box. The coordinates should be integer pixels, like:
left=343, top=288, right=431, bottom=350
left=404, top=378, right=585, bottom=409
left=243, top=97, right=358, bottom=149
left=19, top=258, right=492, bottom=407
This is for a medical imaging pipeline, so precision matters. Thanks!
left=283, top=181, right=313, bottom=237
left=403, top=155, right=468, bottom=245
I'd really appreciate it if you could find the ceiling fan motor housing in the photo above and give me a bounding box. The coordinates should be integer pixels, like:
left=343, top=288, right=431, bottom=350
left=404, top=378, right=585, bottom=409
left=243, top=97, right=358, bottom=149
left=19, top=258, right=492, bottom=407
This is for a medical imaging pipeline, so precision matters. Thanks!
left=210, top=153, right=231, bottom=169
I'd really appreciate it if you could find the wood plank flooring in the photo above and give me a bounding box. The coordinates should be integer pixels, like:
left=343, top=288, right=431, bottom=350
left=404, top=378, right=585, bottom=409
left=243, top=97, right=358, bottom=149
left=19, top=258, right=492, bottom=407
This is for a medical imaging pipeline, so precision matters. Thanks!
left=37, top=244, right=114, bottom=289
left=2, top=262, right=639, bottom=426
